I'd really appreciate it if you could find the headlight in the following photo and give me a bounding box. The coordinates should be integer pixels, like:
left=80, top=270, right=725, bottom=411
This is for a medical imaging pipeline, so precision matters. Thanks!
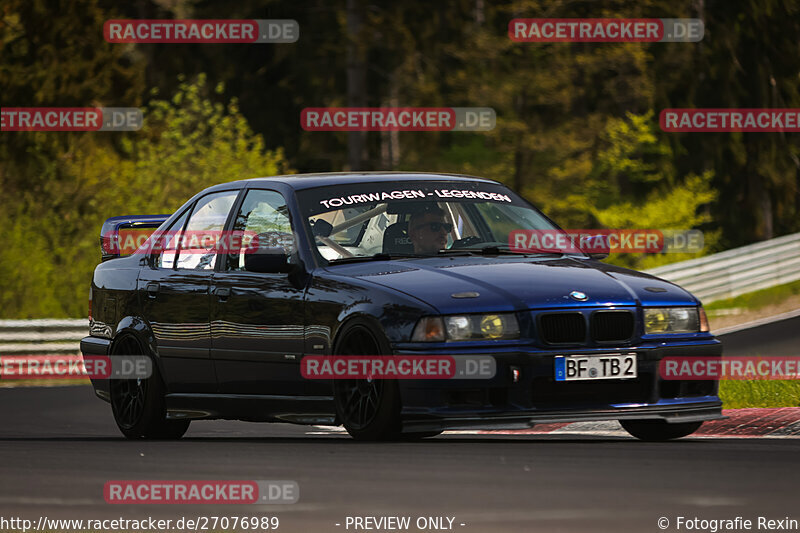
left=446, top=314, right=519, bottom=340
left=643, top=307, right=701, bottom=334
left=412, top=314, right=520, bottom=341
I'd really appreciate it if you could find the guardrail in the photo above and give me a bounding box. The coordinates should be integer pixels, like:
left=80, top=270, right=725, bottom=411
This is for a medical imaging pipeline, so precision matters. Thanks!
left=0, top=319, right=86, bottom=355
left=645, top=232, right=800, bottom=304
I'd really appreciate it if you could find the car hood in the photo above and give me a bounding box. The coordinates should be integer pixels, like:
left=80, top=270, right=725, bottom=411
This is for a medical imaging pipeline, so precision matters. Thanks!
left=328, top=256, right=697, bottom=314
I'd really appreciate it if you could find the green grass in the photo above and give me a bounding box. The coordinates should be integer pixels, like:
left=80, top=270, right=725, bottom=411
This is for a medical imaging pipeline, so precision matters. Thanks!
left=719, top=380, right=800, bottom=409
left=706, top=279, right=800, bottom=313
left=0, top=377, right=88, bottom=388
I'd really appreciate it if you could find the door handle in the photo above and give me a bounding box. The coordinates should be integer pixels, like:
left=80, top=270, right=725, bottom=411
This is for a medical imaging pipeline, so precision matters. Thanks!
left=215, top=287, right=231, bottom=300
left=146, top=282, right=160, bottom=298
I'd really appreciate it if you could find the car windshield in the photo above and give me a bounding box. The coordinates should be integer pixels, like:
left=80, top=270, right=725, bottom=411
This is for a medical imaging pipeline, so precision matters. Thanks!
left=295, top=180, right=563, bottom=262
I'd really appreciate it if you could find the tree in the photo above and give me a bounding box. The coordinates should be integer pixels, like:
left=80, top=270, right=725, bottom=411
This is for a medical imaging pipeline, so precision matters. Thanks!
left=0, top=77, right=289, bottom=317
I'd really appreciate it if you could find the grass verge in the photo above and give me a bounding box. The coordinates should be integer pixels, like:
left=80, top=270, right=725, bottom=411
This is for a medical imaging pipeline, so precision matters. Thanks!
left=706, top=279, right=800, bottom=313
left=0, top=377, right=89, bottom=388
left=719, top=380, right=800, bottom=409
left=709, top=279, right=800, bottom=407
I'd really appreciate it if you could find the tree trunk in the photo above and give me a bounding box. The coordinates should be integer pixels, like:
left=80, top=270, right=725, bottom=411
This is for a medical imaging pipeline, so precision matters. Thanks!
left=346, top=0, right=367, bottom=170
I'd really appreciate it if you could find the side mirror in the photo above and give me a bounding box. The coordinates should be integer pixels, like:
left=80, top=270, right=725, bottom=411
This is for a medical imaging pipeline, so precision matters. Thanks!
left=587, top=252, right=609, bottom=260
left=244, top=247, right=292, bottom=273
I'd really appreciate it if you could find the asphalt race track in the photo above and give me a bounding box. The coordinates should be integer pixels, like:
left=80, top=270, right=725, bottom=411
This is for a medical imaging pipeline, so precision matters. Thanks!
left=718, top=313, right=800, bottom=358
left=0, top=317, right=798, bottom=533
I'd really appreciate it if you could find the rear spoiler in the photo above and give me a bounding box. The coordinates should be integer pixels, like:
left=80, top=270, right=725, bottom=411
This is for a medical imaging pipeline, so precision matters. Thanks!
left=100, top=214, right=171, bottom=262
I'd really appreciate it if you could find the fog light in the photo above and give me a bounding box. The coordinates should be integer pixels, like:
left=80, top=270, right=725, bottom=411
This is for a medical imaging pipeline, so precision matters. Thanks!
left=480, top=314, right=506, bottom=339
left=644, top=309, right=669, bottom=333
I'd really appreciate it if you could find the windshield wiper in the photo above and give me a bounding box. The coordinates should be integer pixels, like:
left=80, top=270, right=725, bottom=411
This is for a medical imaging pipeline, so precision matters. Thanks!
left=438, top=246, right=563, bottom=257
left=328, top=252, right=425, bottom=265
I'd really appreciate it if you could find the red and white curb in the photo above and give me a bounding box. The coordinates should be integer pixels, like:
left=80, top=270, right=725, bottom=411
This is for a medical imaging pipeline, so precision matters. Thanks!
left=459, top=408, right=800, bottom=438
left=309, top=408, right=800, bottom=438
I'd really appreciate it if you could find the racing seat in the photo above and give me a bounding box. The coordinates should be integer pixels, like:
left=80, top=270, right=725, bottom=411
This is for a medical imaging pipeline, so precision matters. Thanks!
left=382, top=221, right=414, bottom=254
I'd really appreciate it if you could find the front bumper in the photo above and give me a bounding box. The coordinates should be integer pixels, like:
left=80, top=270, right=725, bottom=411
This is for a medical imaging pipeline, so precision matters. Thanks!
left=394, top=340, right=724, bottom=432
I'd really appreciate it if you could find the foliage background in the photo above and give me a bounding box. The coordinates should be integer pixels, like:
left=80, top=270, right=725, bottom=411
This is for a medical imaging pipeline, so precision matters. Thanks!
left=1, top=0, right=798, bottom=317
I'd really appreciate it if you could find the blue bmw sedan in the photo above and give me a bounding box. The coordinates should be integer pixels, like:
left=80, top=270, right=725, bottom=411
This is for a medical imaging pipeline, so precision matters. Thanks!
left=82, top=172, right=723, bottom=441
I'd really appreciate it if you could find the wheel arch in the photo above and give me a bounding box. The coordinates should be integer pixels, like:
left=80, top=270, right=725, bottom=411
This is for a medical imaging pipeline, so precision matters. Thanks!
left=331, top=314, right=393, bottom=355
left=109, top=316, right=169, bottom=388
left=111, top=316, right=158, bottom=358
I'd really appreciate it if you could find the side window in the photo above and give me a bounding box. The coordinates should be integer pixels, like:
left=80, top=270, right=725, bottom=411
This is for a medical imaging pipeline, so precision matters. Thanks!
left=175, top=190, right=238, bottom=271
left=228, top=189, right=295, bottom=271
left=155, top=210, right=189, bottom=269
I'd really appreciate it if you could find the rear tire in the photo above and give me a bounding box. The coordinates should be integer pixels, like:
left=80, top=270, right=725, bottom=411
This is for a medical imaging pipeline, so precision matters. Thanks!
left=109, top=335, right=190, bottom=440
left=620, top=419, right=702, bottom=441
left=333, top=324, right=402, bottom=441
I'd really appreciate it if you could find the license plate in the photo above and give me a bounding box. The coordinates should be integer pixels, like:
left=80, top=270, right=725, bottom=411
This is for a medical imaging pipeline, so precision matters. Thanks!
left=555, top=353, right=637, bottom=381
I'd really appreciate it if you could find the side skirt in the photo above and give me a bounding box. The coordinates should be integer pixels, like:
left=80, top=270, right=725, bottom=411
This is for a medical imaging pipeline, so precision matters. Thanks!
left=164, top=393, right=336, bottom=424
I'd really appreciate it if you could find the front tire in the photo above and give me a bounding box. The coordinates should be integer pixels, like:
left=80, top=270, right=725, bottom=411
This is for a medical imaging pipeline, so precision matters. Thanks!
left=109, top=335, right=190, bottom=440
left=333, top=323, right=402, bottom=441
left=620, top=419, right=702, bottom=441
